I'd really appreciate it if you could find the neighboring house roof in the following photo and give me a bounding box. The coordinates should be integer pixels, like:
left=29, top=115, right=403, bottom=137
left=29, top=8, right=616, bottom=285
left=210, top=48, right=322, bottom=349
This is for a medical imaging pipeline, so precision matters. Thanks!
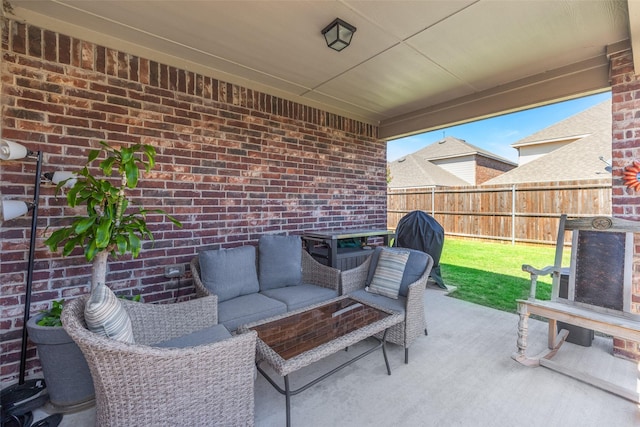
left=388, top=136, right=516, bottom=188
left=414, top=136, right=517, bottom=165
left=388, top=154, right=469, bottom=188
left=511, top=99, right=611, bottom=148
left=482, top=129, right=612, bottom=185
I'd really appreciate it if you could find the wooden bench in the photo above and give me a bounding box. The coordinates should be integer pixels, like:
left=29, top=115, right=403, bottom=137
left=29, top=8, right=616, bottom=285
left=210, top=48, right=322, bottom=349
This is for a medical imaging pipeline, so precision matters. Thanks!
left=513, top=215, right=640, bottom=403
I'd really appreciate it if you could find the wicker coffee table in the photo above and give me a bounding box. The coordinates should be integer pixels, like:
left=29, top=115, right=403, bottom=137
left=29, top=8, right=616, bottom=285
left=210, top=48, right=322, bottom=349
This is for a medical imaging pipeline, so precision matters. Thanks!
left=237, top=295, right=402, bottom=427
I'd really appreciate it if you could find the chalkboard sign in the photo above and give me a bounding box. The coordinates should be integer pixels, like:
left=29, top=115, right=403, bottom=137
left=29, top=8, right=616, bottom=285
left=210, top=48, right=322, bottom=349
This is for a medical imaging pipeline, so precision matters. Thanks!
left=573, top=230, right=625, bottom=311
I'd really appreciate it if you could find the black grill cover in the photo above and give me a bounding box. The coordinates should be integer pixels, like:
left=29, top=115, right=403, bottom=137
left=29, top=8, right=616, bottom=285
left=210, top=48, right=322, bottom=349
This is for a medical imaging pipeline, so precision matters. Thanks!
left=394, top=210, right=446, bottom=288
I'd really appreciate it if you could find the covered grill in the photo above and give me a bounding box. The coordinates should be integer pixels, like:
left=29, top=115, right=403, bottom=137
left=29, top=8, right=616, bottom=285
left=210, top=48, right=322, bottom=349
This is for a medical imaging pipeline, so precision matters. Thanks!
left=394, top=210, right=446, bottom=288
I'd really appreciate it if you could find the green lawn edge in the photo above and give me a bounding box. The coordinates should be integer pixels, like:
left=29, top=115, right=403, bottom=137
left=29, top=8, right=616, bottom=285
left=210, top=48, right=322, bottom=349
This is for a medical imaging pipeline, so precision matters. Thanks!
left=438, top=238, right=568, bottom=313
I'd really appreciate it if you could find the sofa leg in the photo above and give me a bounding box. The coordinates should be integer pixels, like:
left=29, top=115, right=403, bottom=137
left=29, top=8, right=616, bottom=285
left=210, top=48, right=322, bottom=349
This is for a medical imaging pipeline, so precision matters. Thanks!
left=404, top=348, right=409, bottom=364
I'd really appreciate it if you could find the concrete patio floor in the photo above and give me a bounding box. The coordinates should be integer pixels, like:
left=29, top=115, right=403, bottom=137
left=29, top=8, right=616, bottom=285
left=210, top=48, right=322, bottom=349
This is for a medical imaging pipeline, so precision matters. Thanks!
left=34, top=286, right=640, bottom=426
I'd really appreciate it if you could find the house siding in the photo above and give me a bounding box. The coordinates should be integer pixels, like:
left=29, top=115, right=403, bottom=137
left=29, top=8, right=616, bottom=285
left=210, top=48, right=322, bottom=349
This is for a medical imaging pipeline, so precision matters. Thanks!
left=432, top=155, right=475, bottom=184
left=0, top=20, right=386, bottom=384
left=610, top=48, right=640, bottom=361
left=517, top=139, right=577, bottom=165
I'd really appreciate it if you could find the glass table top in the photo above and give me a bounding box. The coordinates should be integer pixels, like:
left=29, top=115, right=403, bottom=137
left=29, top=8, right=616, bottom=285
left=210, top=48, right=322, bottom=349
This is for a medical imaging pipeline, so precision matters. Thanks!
left=249, top=298, right=390, bottom=360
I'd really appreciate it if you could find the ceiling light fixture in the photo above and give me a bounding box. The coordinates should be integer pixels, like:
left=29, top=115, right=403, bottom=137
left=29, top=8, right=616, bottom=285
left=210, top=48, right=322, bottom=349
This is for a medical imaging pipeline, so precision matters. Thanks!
left=321, top=18, right=356, bottom=52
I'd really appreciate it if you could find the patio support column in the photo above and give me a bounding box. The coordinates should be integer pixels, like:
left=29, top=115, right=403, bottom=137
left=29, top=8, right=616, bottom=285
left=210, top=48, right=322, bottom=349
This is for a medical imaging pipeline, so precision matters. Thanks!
left=609, top=44, right=640, bottom=362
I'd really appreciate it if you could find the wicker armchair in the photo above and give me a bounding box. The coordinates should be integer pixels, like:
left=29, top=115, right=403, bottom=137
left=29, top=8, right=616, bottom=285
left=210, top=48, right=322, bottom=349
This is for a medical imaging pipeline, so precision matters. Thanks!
left=62, top=295, right=257, bottom=427
left=341, top=248, right=434, bottom=364
left=191, top=248, right=340, bottom=298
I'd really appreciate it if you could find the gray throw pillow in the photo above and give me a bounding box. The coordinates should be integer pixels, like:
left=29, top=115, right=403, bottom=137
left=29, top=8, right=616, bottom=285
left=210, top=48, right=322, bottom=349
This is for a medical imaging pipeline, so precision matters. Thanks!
left=199, top=246, right=260, bottom=302
left=367, top=249, right=410, bottom=299
left=258, top=235, right=302, bottom=290
left=366, top=247, right=429, bottom=297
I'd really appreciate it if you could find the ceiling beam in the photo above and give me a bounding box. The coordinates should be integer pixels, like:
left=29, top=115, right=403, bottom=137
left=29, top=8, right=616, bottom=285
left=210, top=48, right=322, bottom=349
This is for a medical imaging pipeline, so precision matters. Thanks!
left=379, top=56, right=611, bottom=140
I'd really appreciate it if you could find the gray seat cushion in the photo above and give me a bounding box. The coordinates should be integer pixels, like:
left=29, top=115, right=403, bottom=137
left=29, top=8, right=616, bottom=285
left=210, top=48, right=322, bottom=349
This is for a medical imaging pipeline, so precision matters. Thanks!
left=152, top=324, right=232, bottom=348
left=199, top=246, right=260, bottom=302
left=218, top=293, right=287, bottom=331
left=259, top=235, right=302, bottom=291
left=365, top=247, right=429, bottom=297
left=262, top=284, right=339, bottom=311
left=350, top=289, right=406, bottom=315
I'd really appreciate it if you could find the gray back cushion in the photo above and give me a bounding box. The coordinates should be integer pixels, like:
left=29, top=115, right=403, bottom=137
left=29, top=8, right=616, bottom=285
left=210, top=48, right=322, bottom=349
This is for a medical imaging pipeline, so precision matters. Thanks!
left=258, top=235, right=302, bottom=290
left=199, top=246, right=260, bottom=302
left=365, top=247, right=429, bottom=297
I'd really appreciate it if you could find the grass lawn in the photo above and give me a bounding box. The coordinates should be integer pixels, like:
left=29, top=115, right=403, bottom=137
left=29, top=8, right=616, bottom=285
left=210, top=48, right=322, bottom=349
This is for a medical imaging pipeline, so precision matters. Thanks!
left=439, top=237, right=570, bottom=313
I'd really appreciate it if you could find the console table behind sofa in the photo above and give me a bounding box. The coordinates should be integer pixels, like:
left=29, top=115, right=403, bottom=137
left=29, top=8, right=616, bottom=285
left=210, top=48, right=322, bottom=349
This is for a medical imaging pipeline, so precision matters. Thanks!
left=301, top=229, right=395, bottom=271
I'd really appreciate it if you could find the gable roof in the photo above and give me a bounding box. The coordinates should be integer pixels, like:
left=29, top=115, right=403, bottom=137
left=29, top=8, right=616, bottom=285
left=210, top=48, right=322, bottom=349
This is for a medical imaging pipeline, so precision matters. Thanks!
left=484, top=99, right=612, bottom=185
left=388, top=154, right=469, bottom=188
left=511, top=99, right=611, bottom=148
left=413, top=136, right=517, bottom=165
left=482, top=129, right=612, bottom=185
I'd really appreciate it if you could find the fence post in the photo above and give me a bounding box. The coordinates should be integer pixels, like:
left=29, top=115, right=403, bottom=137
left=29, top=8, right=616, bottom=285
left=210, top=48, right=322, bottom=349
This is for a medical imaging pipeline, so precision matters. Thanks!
left=512, top=184, right=516, bottom=245
left=431, top=186, right=435, bottom=217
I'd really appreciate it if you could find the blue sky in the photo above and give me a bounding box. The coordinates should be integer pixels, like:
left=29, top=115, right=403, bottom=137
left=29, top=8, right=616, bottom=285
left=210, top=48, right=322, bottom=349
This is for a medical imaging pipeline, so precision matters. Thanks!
left=386, top=91, right=612, bottom=163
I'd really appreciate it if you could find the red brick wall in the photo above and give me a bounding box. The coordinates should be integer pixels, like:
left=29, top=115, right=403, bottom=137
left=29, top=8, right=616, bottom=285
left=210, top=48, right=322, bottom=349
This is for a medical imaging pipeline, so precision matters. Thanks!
left=610, top=48, right=640, bottom=361
left=475, top=155, right=516, bottom=184
left=0, top=20, right=386, bottom=384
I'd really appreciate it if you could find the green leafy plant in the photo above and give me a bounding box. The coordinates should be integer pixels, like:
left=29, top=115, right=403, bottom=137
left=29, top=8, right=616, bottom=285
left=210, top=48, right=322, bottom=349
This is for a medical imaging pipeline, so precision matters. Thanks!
left=36, top=300, right=64, bottom=327
left=119, top=294, right=142, bottom=302
left=45, top=141, right=180, bottom=261
left=44, top=141, right=181, bottom=291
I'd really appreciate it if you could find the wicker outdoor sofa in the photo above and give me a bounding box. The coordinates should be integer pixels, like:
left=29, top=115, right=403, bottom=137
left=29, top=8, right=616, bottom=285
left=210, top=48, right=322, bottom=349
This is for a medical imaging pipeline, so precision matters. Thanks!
left=62, top=295, right=257, bottom=426
left=191, top=235, right=341, bottom=331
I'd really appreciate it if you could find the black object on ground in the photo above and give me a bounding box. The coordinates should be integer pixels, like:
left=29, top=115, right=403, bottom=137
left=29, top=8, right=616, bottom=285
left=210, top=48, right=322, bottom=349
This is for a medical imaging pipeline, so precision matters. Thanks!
left=1, top=379, right=48, bottom=426
left=394, top=210, right=446, bottom=288
left=31, top=413, right=63, bottom=427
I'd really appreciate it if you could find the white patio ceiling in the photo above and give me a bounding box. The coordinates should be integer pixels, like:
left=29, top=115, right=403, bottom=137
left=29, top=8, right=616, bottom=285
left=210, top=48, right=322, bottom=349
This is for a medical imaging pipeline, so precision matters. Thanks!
left=7, top=0, right=639, bottom=140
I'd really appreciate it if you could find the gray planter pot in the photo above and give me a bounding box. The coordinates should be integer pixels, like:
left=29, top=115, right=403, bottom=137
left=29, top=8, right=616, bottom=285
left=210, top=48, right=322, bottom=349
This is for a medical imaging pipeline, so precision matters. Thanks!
left=27, top=314, right=95, bottom=413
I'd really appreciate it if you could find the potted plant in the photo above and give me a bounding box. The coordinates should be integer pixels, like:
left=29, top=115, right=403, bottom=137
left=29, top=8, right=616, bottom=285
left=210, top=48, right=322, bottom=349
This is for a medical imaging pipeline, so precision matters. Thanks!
left=26, top=300, right=95, bottom=412
left=27, top=142, right=180, bottom=411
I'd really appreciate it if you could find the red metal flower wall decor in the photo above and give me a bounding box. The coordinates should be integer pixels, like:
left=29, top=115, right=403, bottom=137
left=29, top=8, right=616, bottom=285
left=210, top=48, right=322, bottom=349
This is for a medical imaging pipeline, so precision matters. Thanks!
left=623, top=161, right=640, bottom=190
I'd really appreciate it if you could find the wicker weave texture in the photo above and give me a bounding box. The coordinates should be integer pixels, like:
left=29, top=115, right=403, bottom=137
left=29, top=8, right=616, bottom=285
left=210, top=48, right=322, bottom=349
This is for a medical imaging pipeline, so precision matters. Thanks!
left=238, top=296, right=402, bottom=377
left=62, top=296, right=257, bottom=427
left=340, top=253, right=434, bottom=351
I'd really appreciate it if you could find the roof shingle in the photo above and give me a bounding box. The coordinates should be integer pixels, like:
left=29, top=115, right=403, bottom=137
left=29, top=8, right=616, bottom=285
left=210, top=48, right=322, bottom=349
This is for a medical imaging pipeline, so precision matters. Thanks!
left=388, top=153, right=469, bottom=188
left=414, top=136, right=516, bottom=164
left=484, top=99, right=612, bottom=185
left=483, top=129, right=612, bottom=185
left=511, top=99, right=611, bottom=147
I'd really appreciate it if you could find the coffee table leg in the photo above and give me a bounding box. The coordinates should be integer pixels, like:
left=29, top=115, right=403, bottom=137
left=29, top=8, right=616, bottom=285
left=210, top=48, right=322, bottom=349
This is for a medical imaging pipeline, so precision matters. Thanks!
left=255, top=329, right=395, bottom=426
left=285, top=375, right=291, bottom=427
left=382, top=329, right=391, bottom=375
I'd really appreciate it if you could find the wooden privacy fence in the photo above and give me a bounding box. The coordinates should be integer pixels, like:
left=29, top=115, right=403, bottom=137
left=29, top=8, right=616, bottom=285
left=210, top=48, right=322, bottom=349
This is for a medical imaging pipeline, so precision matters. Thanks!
left=387, top=179, right=612, bottom=245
